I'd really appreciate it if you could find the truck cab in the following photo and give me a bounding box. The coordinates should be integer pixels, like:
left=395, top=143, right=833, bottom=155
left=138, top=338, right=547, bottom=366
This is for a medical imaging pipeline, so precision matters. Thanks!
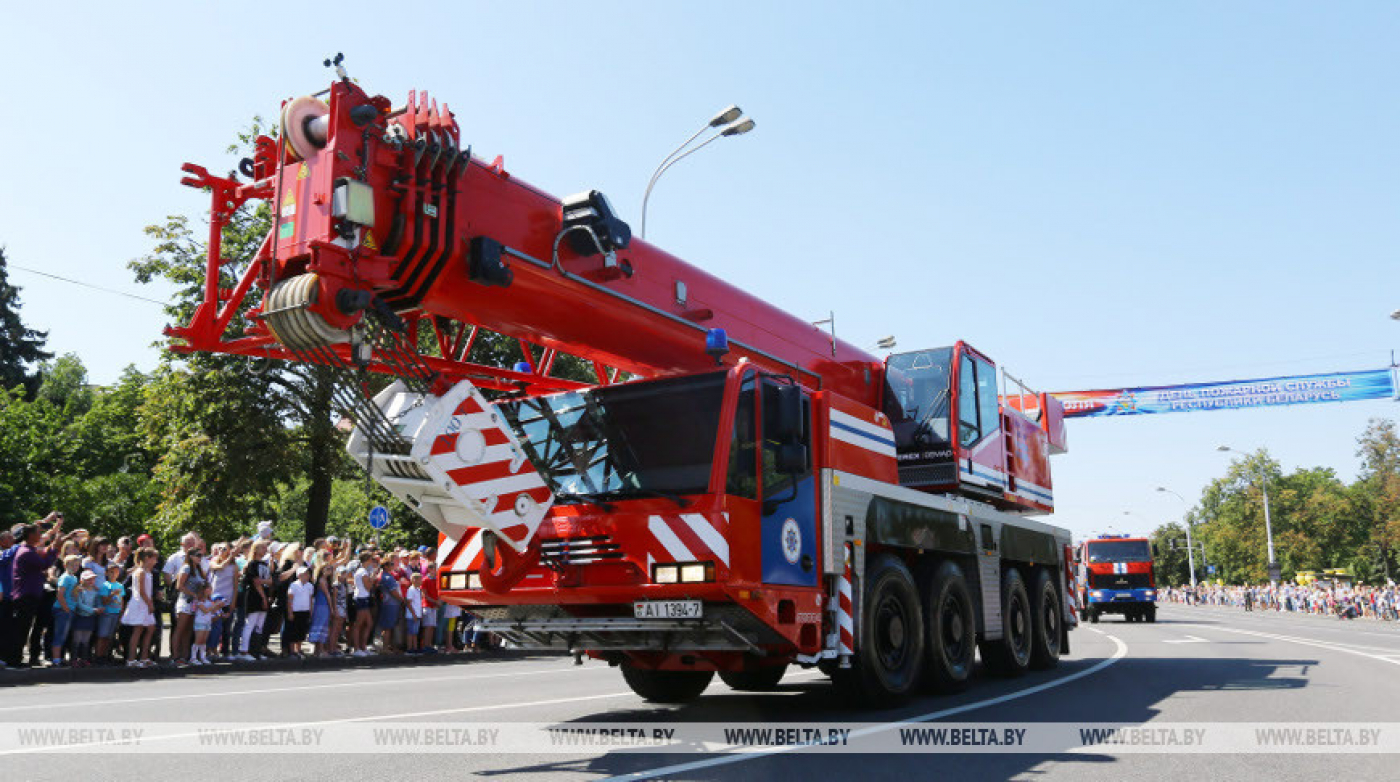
left=1076, top=534, right=1158, bottom=623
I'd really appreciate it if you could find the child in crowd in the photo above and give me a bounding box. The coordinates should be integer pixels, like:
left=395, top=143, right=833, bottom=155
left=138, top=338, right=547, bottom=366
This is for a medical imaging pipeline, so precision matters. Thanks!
left=51, top=554, right=83, bottom=666
left=70, top=570, right=102, bottom=667
left=190, top=586, right=226, bottom=665
left=96, top=563, right=124, bottom=663
left=286, top=566, right=314, bottom=657
left=405, top=572, right=423, bottom=653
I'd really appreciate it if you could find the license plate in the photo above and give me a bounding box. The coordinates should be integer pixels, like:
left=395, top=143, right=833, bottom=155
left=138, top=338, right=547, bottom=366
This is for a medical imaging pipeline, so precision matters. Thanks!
left=634, top=600, right=702, bottom=619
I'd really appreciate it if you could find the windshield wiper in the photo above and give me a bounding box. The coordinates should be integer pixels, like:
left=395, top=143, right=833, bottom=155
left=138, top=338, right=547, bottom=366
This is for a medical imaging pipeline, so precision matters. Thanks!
left=554, top=492, right=617, bottom=512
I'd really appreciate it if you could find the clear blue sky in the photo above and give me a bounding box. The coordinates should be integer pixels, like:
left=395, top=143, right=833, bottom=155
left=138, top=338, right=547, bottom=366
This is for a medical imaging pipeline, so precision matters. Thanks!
left=1, top=2, right=1395, bottom=539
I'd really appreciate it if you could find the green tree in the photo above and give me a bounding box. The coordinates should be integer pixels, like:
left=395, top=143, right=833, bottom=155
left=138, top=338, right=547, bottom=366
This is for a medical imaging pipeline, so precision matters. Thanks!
left=0, top=247, right=53, bottom=397
left=1149, top=522, right=1192, bottom=587
left=1355, top=418, right=1400, bottom=580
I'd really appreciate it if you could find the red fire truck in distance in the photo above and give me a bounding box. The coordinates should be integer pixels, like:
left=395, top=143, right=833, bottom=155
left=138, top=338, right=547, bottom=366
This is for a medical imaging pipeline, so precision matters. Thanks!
left=169, top=71, right=1077, bottom=705
left=1076, top=534, right=1157, bottom=623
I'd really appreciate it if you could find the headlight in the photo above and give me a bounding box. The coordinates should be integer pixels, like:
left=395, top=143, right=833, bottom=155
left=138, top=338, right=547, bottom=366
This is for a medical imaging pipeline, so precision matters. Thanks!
left=1091, top=590, right=1104, bottom=598
left=1145, top=590, right=1156, bottom=598
left=653, top=564, right=679, bottom=584
left=467, top=572, right=482, bottom=590
left=679, top=563, right=712, bottom=583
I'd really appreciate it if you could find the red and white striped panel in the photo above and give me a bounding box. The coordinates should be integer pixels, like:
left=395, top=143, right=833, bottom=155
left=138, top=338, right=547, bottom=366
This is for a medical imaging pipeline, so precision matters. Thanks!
left=642, top=513, right=731, bottom=571
left=438, top=527, right=486, bottom=572
left=837, top=543, right=854, bottom=658
left=408, top=380, right=553, bottom=551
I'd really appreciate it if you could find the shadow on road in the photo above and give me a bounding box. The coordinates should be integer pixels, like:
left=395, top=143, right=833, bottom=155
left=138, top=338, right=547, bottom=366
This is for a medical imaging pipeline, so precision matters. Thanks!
left=473, top=650, right=1318, bottom=780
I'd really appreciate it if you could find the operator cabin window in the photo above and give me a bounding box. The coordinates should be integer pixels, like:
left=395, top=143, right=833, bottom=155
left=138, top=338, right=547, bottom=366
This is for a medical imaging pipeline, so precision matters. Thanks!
left=958, top=355, right=1001, bottom=449
left=959, top=355, right=981, bottom=447
left=726, top=378, right=758, bottom=499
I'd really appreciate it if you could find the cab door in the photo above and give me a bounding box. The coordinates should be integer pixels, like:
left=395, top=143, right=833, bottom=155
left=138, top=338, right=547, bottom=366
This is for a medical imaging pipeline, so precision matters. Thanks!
left=759, top=379, right=818, bottom=586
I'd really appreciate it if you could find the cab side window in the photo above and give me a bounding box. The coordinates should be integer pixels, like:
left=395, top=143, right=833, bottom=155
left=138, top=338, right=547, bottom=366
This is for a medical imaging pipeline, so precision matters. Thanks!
left=725, top=378, right=758, bottom=499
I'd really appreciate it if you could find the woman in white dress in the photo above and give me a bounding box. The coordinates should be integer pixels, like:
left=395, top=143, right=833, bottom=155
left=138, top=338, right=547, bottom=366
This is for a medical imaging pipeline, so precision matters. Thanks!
left=121, top=547, right=159, bottom=668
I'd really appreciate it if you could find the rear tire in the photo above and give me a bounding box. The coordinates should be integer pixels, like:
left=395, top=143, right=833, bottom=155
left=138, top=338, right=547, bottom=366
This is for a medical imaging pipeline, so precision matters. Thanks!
left=719, top=665, right=788, bottom=692
left=621, top=664, right=714, bottom=704
left=833, top=554, right=925, bottom=705
left=1028, top=569, right=1061, bottom=670
left=978, top=568, right=1032, bottom=678
left=922, top=560, right=976, bottom=693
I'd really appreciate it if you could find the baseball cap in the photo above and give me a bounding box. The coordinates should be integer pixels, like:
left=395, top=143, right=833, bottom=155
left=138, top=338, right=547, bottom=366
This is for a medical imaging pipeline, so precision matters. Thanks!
left=327, top=536, right=340, bottom=544
left=211, top=593, right=226, bottom=603
left=80, top=571, right=96, bottom=581
left=136, top=534, right=153, bottom=546
left=417, top=545, right=430, bottom=553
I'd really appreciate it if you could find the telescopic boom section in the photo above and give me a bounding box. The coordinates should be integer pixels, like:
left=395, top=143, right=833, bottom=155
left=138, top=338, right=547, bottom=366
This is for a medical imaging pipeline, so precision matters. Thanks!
left=168, top=78, right=881, bottom=402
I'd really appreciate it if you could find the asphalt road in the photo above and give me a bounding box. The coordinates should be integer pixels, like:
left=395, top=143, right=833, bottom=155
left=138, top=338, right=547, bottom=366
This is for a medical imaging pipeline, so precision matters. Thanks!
left=2, top=604, right=1399, bottom=781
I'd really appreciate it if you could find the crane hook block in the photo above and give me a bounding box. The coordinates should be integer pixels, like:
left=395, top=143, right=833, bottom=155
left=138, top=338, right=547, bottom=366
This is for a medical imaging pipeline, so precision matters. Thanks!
left=346, top=378, right=553, bottom=553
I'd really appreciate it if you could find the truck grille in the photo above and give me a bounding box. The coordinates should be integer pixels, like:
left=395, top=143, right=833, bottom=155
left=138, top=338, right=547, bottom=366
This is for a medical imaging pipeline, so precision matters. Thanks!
left=539, top=535, right=624, bottom=566
left=1090, top=572, right=1152, bottom=590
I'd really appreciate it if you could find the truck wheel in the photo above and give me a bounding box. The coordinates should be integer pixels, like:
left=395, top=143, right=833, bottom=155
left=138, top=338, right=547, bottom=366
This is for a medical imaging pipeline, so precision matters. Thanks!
left=923, top=560, right=976, bottom=693
left=1146, top=606, right=1157, bottom=623
left=621, top=664, right=714, bottom=704
left=833, top=553, right=925, bottom=705
left=978, top=568, right=1032, bottom=678
left=1028, top=569, right=1061, bottom=670
left=1088, top=607, right=1099, bottom=623
left=719, top=665, right=788, bottom=692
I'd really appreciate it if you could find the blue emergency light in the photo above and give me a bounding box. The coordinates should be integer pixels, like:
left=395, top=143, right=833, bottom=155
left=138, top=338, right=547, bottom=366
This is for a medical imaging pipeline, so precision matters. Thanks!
left=705, top=328, right=729, bottom=365
left=513, top=361, right=532, bottom=374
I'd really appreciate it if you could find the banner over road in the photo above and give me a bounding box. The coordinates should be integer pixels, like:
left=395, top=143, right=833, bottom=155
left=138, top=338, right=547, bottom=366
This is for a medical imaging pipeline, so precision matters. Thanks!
left=1053, top=368, right=1397, bottom=419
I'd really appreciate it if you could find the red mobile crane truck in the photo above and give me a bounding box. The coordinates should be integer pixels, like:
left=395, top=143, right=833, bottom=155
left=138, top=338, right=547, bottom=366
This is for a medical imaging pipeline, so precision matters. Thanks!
left=170, top=70, right=1076, bottom=704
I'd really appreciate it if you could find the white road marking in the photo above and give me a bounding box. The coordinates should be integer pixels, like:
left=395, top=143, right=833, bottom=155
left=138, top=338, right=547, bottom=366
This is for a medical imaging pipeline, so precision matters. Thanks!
left=0, top=669, right=830, bottom=756
left=1181, top=623, right=1400, bottom=667
left=1162, top=635, right=1208, bottom=644
left=602, top=630, right=1129, bottom=781
left=0, top=661, right=610, bottom=714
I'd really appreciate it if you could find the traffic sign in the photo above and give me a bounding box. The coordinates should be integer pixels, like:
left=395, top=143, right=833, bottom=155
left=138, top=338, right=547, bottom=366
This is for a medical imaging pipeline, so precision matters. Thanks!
left=369, top=505, right=390, bottom=530
left=1267, top=563, right=1282, bottom=582
left=1206, top=565, right=1216, bottom=575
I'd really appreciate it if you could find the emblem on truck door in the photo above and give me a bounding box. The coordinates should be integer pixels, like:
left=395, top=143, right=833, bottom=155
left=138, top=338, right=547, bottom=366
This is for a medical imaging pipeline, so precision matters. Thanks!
left=782, top=518, right=802, bottom=565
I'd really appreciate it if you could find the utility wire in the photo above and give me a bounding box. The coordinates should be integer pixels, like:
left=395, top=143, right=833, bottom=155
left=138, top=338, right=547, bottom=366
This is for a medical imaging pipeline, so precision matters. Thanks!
left=9, top=263, right=166, bottom=307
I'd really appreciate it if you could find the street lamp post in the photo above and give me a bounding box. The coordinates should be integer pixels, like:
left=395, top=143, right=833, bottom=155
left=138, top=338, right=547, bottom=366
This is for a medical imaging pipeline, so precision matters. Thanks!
left=1156, top=487, right=1196, bottom=588
left=1217, top=445, right=1278, bottom=585
left=640, top=106, right=755, bottom=239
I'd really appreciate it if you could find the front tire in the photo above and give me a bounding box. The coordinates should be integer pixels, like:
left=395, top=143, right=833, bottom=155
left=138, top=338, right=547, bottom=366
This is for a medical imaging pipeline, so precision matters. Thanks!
left=923, top=560, right=976, bottom=693
left=978, top=568, right=1032, bottom=678
left=833, top=554, right=925, bottom=705
left=1146, top=606, right=1157, bottom=623
left=719, top=665, right=787, bottom=692
left=622, top=664, right=714, bottom=704
left=1028, top=569, right=1061, bottom=670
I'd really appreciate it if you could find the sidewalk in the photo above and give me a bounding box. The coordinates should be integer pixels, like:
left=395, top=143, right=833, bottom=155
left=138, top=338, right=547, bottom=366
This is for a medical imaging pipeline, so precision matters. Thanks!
left=0, top=646, right=562, bottom=687
left=1164, top=601, right=1400, bottom=630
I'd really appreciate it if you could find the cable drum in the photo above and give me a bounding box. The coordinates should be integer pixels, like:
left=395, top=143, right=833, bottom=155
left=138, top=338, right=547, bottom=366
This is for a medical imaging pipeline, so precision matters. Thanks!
left=264, top=274, right=350, bottom=350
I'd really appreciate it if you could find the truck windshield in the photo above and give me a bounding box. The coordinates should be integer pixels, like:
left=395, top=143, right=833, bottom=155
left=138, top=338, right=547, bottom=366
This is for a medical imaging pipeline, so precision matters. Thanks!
left=884, top=348, right=954, bottom=447
left=1086, top=540, right=1151, bottom=563
left=496, top=372, right=727, bottom=503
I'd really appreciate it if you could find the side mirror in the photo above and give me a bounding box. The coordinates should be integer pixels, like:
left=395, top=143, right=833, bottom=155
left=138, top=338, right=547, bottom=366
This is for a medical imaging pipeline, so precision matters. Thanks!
left=774, top=443, right=808, bottom=474
left=770, top=385, right=803, bottom=444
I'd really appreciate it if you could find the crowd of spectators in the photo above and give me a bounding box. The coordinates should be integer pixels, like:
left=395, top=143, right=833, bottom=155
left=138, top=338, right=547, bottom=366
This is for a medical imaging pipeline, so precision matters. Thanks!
left=1162, top=580, right=1400, bottom=621
left=0, top=513, right=499, bottom=670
